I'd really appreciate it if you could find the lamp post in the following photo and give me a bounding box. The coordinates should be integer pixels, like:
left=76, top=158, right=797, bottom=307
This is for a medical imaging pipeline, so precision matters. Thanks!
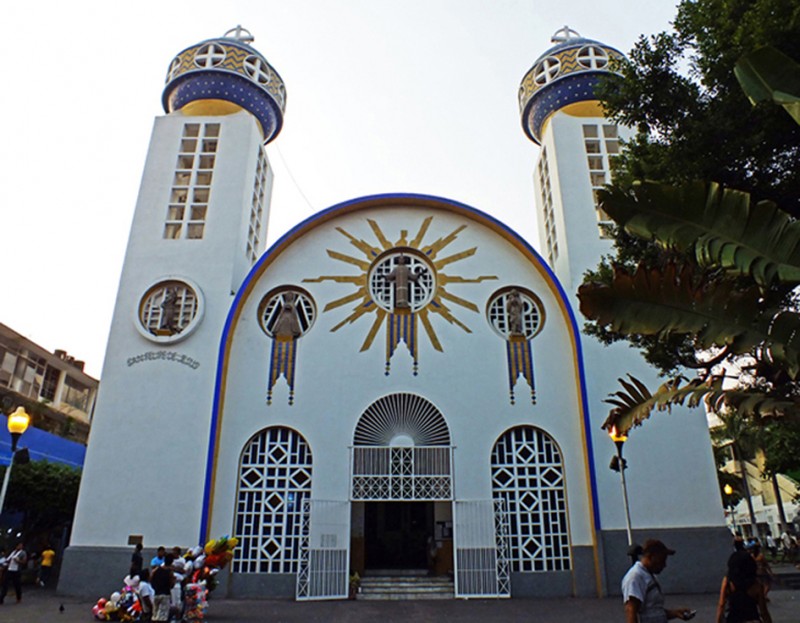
left=724, top=484, right=737, bottom=534
left=0, top=406, right=31, bottom=515
left=609, top=426, right=637, bottom=564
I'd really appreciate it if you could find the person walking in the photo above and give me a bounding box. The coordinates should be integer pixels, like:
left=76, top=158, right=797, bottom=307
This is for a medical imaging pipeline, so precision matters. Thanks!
left=130, top=543, right=144, bottom=578
left=0, top=542, right=27, bottom=604
left=150, top=554, right=174, bottom=622
left=750, top=543, right=775, bottom=599
left=715, top=547, right=772, bottom=623
left=150, top=546, right=166, bottom=568
left=38, top=544, right=56, bottom=587
left=621, top=539, right=695, bottom=623
left=137, top=567, right=155, bottom=622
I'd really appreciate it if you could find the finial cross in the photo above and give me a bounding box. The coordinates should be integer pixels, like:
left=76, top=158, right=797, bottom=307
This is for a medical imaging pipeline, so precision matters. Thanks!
left=551, top=26, right=581, bottom=43
left=224, top=25, right=255, bottom=44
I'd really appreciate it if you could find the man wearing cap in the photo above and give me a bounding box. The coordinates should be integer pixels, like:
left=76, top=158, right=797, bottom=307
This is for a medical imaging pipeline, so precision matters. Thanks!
left=621, top=539, right=694, bottom=623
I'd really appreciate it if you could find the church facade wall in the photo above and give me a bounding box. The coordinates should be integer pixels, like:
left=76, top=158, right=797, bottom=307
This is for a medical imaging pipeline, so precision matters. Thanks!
left=202, top=199, right=601, bottom=597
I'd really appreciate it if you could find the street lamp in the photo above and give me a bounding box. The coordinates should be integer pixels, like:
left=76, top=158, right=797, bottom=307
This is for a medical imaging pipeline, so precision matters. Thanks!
left=723, top=484, right=738, bottom=534
left=609, top=426, right=637, bottom=564
left=0, top=406, right=31, bottom=515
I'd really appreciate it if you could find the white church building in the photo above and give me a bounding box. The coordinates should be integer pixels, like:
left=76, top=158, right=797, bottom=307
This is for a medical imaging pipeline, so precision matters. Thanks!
left=60, top=26, right=730, bottom=599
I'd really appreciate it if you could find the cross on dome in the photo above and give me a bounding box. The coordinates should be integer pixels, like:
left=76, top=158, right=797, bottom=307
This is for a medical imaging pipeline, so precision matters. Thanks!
left=195, top=43, right=226, bottom=68
left=224, top=25, right=255, bottom=44
left=551, top=26, right=581, bottom=43
left=244, top=56, right=271, bottom=85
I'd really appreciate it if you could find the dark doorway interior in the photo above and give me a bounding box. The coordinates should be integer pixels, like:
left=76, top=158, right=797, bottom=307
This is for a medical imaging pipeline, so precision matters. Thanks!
left=365, top=502, right=433, bottom=569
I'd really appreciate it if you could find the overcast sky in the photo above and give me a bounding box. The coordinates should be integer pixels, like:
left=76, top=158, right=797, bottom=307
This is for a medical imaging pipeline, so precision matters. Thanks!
left=0, top=0, right=680, bottom=377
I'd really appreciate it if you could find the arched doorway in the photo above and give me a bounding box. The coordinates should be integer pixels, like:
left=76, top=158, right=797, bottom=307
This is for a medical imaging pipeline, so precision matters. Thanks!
left=351, top=393, right=452, bottom=573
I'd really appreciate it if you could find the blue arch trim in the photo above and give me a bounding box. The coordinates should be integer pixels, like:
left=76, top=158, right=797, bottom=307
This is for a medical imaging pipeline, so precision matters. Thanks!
left=199, top=193, right=600, bottom=541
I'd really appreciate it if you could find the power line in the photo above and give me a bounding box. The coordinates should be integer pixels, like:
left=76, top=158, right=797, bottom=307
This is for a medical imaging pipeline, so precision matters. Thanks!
left=272, top=144, right=315, bottom=212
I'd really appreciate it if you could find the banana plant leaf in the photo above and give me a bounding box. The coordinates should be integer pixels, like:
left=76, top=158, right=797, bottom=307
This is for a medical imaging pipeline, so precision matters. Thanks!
left=705, top=389, right=799, bottom=421
left=735, top=46, right=800, bottom=125
left=578, top=262, right=800, bottom=378
left=603, top=374, right=798, bottom=437
left=602, top=374, right=719, bottom=435
left=597, top=181, right=800, bottom=286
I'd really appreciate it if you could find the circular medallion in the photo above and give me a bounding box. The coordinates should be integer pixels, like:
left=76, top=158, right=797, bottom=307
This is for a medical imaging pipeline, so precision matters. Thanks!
left=486, top=287, right=545, bottom=340
left=136, top=278, right=204, bottom=343
left=577, top=45, right=609, bottom=70
left=367, top=249, right=436, bottom=313
left=533, top=56, right=561, bottom=85
left=258, top=287, right=316, bottom=339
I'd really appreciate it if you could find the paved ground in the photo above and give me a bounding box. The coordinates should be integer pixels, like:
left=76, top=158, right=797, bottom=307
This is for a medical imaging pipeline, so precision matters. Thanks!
left=0, top=588, right=798, bottom=623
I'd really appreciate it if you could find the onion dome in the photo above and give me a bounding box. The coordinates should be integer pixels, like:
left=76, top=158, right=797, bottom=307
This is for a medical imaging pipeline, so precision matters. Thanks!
left=162, top=26, right=286, bottom=144
left=519, top=27, right=624, bottom=145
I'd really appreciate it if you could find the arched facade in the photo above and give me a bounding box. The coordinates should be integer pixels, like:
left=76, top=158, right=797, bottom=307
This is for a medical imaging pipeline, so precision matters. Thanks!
left=203, top=194, right=598, bottom=599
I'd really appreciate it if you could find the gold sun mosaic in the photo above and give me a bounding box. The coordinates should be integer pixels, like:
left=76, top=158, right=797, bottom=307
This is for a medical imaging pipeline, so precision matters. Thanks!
left=304, top=216, right=498, bottom=375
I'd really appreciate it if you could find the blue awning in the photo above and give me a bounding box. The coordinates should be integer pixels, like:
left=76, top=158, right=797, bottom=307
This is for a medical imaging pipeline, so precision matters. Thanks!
left=0, top=416, right=86, bottom=469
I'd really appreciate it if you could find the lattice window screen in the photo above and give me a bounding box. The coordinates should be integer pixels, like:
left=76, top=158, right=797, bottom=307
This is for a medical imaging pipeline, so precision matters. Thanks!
left=491, top=426, right=570, bottom=572
left=233, top=427, right=312, bottom=573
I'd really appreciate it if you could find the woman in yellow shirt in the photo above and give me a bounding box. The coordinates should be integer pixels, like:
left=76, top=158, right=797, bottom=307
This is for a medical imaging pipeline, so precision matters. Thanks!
left=38, top=546, right=55, bottom=588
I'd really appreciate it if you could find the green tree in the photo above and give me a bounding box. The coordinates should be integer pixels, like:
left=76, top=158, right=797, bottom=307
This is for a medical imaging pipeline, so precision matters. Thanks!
left=580, top=0, right=800, bottom=490
left=0, top=461, right=81, bottom=543
left=598, top=0, right=800, bottom=215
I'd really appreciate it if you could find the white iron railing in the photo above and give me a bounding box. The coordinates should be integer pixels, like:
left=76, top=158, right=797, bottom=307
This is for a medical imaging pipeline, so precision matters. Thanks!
left=454, top=499, right=511, bottom=598
left=296, top=499, right=350, bottom=601
left=351, top=446, right=453, bottom=500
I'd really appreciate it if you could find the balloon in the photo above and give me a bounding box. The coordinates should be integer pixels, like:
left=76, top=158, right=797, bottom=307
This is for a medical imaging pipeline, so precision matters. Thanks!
left=111, top=591, right=121, bottom=604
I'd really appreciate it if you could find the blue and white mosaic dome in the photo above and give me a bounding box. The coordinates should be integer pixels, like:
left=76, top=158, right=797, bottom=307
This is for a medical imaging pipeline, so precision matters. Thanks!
left=163, top=26, right=286, bottom=144
left=519, top=27, right=624, bottom=144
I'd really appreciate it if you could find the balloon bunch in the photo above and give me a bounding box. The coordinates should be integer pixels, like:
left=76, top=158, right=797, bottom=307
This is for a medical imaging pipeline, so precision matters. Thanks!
left=90, top=537, right=238, bottom=622
left=202, top=536, right=238, bottom=569
left=91, top=586, right=140, bottom=621
left=183, top=581, right=208, bottom=621
left=188, top=536, right=239, bottom=594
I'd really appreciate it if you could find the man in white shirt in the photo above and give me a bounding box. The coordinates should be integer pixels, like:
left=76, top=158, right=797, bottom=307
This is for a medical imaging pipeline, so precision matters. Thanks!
left=621, top=539, right=694, bottom=623
left=137, top=568, right=155, bottom=622
left=0, top=542, right=27, bottom=604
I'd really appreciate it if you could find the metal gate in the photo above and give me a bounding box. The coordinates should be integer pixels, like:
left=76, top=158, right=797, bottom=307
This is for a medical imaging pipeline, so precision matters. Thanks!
left=296, top=499, right=350, bottom=600
left=453, top=499, right=511, bottom=598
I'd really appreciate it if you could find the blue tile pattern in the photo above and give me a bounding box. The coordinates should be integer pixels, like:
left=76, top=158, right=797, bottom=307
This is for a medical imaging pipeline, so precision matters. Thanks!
left=163, top=38, right=285, bottom=144
left=521, top=72, right=604, bottom=144
left=518, top=39, right=624, bottom=144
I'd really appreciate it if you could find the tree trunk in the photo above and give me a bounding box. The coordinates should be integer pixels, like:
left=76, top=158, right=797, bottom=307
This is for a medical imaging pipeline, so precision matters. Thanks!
left=734, top=447, right=759, bottom=536
left=772, top=474, right=788, bottom=534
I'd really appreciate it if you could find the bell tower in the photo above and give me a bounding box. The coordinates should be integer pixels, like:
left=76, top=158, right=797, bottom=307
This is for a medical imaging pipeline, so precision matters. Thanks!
left=519, top=26, right=630, bottom=292
left=61, top=27, right=286, bottom=593
left=518, top=28, right=730, bottom=592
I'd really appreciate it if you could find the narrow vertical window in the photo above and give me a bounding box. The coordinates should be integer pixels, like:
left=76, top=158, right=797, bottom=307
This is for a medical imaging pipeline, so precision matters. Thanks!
left=537, top=148, right=558, bottom=265
left=164, top=123, right=219, bottom=240
left=583, top=123, right=617, bottom=238
left=246, top=145, right=269, bottom=264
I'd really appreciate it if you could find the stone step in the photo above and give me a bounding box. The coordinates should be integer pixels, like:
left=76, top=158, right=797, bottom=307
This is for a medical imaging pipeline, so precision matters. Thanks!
left=358, top=574, right=455, bottom=600
left=367, top=568, right=430, bottom=577
left=776, top=572, right=800, bottom=590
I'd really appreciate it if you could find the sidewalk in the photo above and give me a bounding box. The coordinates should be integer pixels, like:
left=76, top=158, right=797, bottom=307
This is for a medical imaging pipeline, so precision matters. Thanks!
left=1, top=589, right=798, bottom=623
